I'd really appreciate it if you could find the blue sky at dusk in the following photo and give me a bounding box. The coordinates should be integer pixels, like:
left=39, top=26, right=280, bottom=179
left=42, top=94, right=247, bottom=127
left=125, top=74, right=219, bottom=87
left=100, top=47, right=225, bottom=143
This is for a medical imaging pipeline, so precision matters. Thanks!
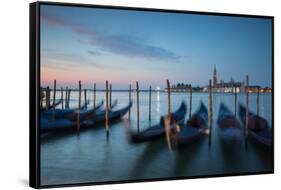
left=40, top=5, right=272, bottom=90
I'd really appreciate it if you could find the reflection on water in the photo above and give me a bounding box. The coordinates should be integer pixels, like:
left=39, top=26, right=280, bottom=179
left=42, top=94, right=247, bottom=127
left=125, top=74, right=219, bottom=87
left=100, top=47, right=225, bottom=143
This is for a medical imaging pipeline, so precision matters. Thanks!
left=156, top=91, right=160, bottom=113
left=40, top=92, right=273, bottom=186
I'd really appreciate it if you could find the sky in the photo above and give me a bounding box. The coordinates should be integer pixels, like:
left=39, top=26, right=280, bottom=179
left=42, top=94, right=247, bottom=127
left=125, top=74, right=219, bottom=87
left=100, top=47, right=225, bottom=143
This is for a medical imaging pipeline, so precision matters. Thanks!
left=40, top=5, right=272, bottom=90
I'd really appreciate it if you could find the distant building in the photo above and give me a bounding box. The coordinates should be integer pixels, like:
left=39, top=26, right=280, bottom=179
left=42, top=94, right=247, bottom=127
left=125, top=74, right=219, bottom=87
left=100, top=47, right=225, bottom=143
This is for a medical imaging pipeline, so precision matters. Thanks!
left=262, top=87, right=272, bottom=93
left=166, top=66, right=272, bottom=93
left=213, top=65, right=218, bottom=88
left=216, top=79, right=243, bottom=93
left=212, top=66, right=243, bottom=93
left=211, top=66, right=272, bottom=93
left=246, top=86, right=272, bottom=93
left=169, top=83, right=203, bottom=92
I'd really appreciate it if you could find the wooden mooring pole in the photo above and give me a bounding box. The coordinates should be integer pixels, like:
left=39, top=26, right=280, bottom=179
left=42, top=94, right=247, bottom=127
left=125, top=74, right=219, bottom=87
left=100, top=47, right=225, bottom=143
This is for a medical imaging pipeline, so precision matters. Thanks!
left=93, top=83, right=96, bottom=110
left=109, top=84, right=112, bottom=108
left=40, top=87, right=43, bottom=109
left=136, top=81, right=140, bottom=132
left=77, top=81, right=81, bottom=133
left=61, top=87, right=64, bottom=110
left=245, top=75, right=249, bottom=149
left=129, top=84, right=131, bottom=120
left=65, top=87, right=68, bottom=109
left=52, top=80, right=56, bottom=109
left=257, top=87, right=260, bottom=116
left=234, top=86, right=237, bottom=117
left=165, top=80, right=172, bottom=150
left=189, top=85, right=192, bottom=120
left=67, top=88, right=71, bottom=109
left=149, top=86, right=152, bottom=121
left=209, top=80, right=213, bottom=147
left=46, top=86, right=50, bottom=110
left=84, top=89, right=87, bottom=110
left=167, top=80, right=171, bottom=126
left=106, top=81, right=109, bottom=135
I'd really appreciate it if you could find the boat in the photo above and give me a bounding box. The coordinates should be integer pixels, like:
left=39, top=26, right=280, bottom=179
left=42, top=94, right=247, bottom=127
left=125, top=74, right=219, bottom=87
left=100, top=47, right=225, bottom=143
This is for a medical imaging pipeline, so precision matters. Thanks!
left=217, top=103, right=243, bottom=143
left=82, top=101, right=132, bottom=126
left=41, top=100, right=62, bottom=111
left=128, top=101, right=187, bottom=144
left=110, top=99, right=118, bottom=110
left=79, top=99, right=91, bottom=110
left=41, top=100, right=103, bottom=120
left=171, top=101, right=209, bottom=147
left=40, top=101, right=132, bottom=133
left=238, top=104, right=272, bottom=148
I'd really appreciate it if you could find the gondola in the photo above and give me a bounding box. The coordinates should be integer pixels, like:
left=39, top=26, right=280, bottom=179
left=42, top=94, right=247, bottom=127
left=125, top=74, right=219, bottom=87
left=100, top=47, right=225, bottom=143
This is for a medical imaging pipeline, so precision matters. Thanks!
left=110, top=99, right=118, bottom=110
left=82, top=101, right=132, bottom=126
left=128, top=101, right=187, bottom=144
left=239, top=104, right=272, bottom=147
left=40, top=101, right=132, bottom=133
left=217, top=103, right=243, bottom=143
left=171, top=101, right=209, bottom=147
left=41, top=100, right=102, bottom=120
left=41, top=99, right=62, bottom=111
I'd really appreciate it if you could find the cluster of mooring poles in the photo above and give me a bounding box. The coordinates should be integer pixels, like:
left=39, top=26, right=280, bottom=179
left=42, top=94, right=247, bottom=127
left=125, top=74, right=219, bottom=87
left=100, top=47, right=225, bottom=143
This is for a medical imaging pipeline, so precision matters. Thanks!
left=41, top=74, right=257, bottom=143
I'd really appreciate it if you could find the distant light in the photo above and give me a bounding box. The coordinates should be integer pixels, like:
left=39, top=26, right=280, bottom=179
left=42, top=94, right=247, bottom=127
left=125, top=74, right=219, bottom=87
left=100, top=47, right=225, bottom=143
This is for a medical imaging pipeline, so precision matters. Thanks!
left=157, top=86, right=161, bottom=91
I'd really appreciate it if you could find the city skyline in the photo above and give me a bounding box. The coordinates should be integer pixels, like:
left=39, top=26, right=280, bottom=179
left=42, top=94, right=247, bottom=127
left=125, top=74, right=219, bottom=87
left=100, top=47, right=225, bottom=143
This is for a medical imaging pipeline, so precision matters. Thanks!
left=40, top=5, right=272, bottom=90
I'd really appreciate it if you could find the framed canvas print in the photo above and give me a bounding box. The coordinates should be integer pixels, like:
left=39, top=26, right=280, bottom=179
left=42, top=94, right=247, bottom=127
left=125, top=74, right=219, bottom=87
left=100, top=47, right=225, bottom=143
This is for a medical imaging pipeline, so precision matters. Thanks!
left=29, top=1, right=274, bottom=188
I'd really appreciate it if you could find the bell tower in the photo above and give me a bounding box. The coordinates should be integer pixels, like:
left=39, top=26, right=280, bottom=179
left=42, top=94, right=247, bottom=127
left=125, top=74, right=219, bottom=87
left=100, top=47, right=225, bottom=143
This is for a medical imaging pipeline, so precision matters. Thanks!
left=213, top=65, right=217, bottom=88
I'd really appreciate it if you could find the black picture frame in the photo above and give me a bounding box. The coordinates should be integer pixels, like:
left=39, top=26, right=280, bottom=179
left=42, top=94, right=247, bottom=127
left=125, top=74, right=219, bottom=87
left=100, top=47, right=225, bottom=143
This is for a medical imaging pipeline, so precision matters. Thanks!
left=30, top=1, right=274, bottom=189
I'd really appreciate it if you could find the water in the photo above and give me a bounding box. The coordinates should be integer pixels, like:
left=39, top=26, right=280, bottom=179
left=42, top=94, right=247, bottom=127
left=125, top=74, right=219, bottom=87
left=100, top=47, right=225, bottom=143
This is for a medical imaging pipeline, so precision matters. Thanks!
left=40, top=91, right=273, bottom=186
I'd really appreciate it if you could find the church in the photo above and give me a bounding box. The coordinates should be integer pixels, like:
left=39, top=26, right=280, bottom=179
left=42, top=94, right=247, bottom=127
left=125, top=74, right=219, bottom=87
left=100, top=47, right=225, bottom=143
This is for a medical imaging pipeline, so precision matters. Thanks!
left=212, top=65, right=244, bottom=93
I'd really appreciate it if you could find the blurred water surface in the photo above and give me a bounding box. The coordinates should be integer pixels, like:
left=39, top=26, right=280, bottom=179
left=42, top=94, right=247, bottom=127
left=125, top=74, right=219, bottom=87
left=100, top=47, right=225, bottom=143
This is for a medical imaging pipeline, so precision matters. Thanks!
left=41, top=91, right=273, bottom=185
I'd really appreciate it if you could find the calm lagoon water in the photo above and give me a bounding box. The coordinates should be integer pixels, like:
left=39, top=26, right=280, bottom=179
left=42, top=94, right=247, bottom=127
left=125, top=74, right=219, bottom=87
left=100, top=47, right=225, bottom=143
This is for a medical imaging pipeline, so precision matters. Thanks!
left=40, top=91, right=273, bottom=185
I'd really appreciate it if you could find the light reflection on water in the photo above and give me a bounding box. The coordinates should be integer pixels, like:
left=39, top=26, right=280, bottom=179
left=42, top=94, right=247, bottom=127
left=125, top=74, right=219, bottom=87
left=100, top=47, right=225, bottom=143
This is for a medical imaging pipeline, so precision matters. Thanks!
left=156, top=91, right=160, bottom=113
left=40, top=91, right=273, bottom=186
